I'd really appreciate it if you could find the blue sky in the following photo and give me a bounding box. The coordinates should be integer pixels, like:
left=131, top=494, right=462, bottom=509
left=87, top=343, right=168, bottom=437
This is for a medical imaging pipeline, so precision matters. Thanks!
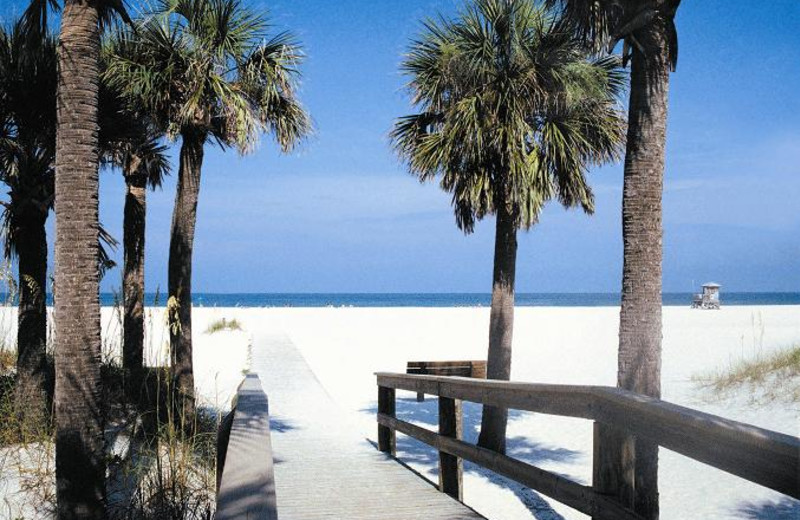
left=3, top=0, right=799, bottom=293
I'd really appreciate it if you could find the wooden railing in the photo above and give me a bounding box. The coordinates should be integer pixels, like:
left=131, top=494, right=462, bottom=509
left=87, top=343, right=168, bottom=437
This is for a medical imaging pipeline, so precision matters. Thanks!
left=216, top=374, right=278, bottom=520
left=376, top=372, right=800, bottom=520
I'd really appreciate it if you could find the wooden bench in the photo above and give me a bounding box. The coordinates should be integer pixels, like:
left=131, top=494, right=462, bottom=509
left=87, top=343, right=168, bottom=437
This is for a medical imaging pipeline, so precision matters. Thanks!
left=406, top=360, right=487, bottom=401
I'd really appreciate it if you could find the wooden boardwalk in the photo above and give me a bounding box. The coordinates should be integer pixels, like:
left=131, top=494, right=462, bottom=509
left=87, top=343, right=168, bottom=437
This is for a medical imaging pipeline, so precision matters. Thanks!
left=250, top=333, right=486, bottom=520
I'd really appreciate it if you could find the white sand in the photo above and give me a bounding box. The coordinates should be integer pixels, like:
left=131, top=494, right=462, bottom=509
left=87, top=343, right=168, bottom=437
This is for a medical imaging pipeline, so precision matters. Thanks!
left=0, top=306, right=251, bottom=519
left=1, top=304, right=798, bottom=519
left=228, top=305, right=799, bottom=520
left=98, top=306, right=253, bottom=410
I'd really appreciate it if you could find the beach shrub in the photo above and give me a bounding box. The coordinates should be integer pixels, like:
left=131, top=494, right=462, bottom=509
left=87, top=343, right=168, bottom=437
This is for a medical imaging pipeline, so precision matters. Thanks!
left=204, top=318, right=242, bottom=335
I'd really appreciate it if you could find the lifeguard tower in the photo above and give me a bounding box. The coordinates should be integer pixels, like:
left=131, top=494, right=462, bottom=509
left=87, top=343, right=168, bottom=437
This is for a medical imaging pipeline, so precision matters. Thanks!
left=692, top=282, right=721, bottom=309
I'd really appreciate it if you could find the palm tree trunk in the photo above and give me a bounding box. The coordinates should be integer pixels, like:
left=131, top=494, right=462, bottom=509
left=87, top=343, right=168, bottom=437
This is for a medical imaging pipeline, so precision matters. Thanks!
left=122, top=158, right=146, bottom=403
left=54, top=0, right=105, bottom=517
left=168, top=130, right=205, bottom=425
left=15, top=213, right=50, bottom=432
left=477, top=200, right=517, bottom=455
left=617, top=20, right=671, bottom=520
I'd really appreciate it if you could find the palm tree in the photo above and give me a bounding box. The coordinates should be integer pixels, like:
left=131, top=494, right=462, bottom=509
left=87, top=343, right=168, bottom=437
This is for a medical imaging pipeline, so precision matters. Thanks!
left=98, top=70, right=170, bottom=402
left=392, top=0, right=626, bottom=454
left=118, top=141, right=169, bottom=402
left=54, top=0, right=106, bottom=511
left=545, top=1, right=681, bottom=516
left=25, top=0, right=130, bottom=514
left=0, top=21, right=57, bottom=432
left=104, top=0, right=311, bottom=421
left=0, top=16, right=131, bottom=435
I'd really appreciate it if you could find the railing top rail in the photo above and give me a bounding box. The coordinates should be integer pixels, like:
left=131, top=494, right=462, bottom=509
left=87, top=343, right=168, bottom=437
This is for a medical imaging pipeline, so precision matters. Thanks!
left=376, top=371, right=800, bottom=498
left=216, top=374, right=278, bottom=520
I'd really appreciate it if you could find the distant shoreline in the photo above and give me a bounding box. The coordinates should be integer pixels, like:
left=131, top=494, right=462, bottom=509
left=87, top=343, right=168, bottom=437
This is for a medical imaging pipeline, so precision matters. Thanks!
left=1, top=292, right=794, bottom=308
left=81, top=292, right=800, bottom=307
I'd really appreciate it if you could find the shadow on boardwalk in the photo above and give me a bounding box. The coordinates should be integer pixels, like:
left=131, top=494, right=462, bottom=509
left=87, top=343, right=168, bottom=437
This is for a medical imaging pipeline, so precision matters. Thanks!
left=361, top=397, right=581, bottom=520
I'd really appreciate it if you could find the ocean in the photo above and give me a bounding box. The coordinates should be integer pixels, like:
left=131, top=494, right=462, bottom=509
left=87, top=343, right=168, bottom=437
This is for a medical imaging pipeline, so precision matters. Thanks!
left=93, top=292, right=800, bottom=307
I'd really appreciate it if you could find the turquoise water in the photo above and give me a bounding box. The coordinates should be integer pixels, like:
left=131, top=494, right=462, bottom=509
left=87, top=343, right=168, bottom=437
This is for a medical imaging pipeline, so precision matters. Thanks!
left=93, top=292, right=800, bottom=307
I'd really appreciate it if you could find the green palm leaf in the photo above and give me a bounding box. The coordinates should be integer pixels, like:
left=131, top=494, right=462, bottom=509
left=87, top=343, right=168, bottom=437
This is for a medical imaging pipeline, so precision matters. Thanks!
left=392, top=0, right=626, bottom=233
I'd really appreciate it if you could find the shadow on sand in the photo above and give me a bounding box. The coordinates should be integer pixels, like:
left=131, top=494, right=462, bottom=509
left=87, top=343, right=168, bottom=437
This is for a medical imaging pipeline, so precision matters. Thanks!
left=361, top=396, right=584, bottom=520
left=735, top=497, right=800, bottom=520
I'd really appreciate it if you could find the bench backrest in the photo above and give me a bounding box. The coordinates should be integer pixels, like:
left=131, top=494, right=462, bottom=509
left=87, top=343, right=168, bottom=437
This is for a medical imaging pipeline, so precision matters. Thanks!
left=407, top=360, right=487, bottom=378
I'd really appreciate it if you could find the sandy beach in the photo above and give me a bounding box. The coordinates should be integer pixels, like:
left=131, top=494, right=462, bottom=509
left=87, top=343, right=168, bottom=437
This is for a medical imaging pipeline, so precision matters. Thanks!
left=2, top=304, right=798, bottom=519
left=143, top=304, right=799, bottom=519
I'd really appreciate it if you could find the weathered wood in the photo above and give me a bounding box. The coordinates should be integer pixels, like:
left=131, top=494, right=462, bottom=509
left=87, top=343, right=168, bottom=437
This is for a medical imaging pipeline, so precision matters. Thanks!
left=378, top=413, right=641, bottom=520
left=470, top=361, right=487, bottom=379
left=216, top=409, right=235, bottom=492
left=375, top=372, right=800, bottom=500
left=378, top=385, right=396, bottom=455
left=378, top=373, right=597, bottom=419
left=592, top=421, right=635, bottom=517
left=407, top=360, right=487, bottom=401
left=594, top=388, right=800, bottom=499
left=408, top=360, right=487, bottom=370
left=216, top=374, right=278, bottom=520
left=256, top=334, right=485, bottom=520
left=438, top=397, right=463, bottom=500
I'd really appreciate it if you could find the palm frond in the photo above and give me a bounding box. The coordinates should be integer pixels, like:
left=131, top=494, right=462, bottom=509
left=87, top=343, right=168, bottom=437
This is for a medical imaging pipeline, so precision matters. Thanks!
left=545, top=0, right=680, bottom=70
left=104, top=0, right=310, bottom=154
left=98, top=224, right=118, bottom=278
left=392, top=0, right=626, bottom=232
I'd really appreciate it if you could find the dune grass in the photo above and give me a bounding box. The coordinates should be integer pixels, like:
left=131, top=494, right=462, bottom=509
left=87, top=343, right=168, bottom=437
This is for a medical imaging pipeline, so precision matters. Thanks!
left=204, top=317, right=242, bottom=334
left=0, top=296, right=220, bottom=519
left=693, top=343, right=800, bottom=404
left=0, top=347, right=13, bottom=374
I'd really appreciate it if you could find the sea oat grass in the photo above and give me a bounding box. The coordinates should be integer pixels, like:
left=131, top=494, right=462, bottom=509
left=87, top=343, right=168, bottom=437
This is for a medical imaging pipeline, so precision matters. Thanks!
left=693, top=343, right=800, bottom=404
left=0, top=348, right=14, bottom=374
left=204, top=318, right=242, bottom=335
left=0, top=295, right=219, bottom=519
left=106, top=371, right=218, bottom=520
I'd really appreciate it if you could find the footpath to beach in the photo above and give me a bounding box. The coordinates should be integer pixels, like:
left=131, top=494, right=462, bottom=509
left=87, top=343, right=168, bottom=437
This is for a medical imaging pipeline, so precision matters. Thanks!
left=250, top=332, right=486, bottom=520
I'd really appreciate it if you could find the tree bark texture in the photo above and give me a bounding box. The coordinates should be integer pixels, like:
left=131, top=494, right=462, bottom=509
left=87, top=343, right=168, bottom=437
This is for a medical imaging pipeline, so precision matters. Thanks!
left=15, top=212, right=51, bottom=432
left=122, top=156, right=146, bottom=402
left=617, top=19, right=672, bottom=520
left=54, top=0, right=105, bottom=517
left=168, top=131, right=205, bottom=425
left=478, top=200, right=517, bottom=455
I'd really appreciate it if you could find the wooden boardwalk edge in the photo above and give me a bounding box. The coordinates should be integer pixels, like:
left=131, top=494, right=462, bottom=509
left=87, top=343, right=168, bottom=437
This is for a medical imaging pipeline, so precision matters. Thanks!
left=216, top=374, right=278, bottom=520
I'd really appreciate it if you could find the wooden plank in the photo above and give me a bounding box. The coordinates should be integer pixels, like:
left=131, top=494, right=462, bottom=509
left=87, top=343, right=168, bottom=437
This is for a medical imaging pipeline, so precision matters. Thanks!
left=378, top=413, right=642, bottom=520
left=377, top=373, right=597, bottom=419
left=594, top=388, right=800, bottom=499
left=255, top=334, right=486, bottom=520
left=376, top=372, right=800, bottom=499
left=216, top=374, right=278, bottom=520
left=216, top=409, right=235, bottom=492
left=407, top=361, right=487, bottom=401
left=592, top=421, right=634, bottom=517
left=408, top=360, right=486, bottom=368
left=438, top=397, right=463, bottom=501
left=378, top=385, right=396, bottom=455
left=470, top=361, right=487, bottom=379
left=408, top=366, right=474, bottom=376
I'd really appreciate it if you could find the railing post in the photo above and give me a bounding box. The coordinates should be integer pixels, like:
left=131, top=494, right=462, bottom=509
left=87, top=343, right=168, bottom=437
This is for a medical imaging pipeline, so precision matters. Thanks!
left=378, top=385, right=396, bottom=455
left=592, top=421, right=635, bottom=518
left=438, top=396, right=463, bottom=501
